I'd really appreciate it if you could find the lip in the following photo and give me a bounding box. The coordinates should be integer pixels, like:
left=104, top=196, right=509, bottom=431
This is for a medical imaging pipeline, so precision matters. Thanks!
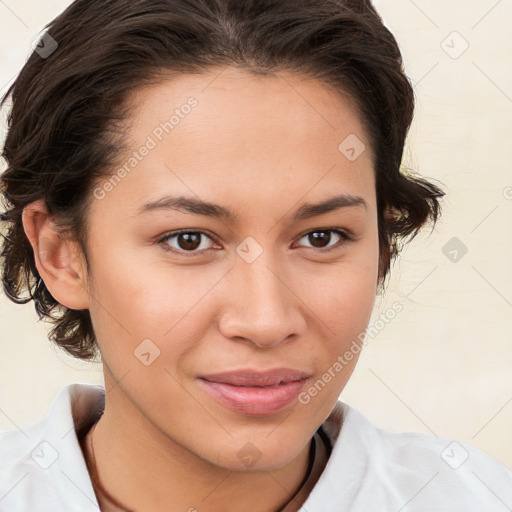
left=199, top=368, right=310, bottom=416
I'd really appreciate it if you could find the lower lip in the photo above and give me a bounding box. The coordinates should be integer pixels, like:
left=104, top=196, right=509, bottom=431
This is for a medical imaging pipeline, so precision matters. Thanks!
left=199, top=378, right=307, bottom=416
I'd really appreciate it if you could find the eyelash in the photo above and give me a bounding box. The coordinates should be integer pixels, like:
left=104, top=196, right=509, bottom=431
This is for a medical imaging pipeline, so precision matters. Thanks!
left=157, top=228, right=353, bottom=257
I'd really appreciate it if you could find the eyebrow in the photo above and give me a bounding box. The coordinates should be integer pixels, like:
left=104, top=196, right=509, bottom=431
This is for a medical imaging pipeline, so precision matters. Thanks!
left=138, top=193, right=367, bottom=222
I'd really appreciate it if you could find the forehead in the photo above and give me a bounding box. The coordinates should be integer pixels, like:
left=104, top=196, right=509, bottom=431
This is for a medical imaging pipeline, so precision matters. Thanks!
left=94, top=66, right=376, bottom=218
left=125, top=66, right=371, bottom=156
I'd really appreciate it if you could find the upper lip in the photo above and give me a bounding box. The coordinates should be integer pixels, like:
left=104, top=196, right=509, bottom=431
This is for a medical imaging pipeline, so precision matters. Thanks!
left=200, top=368, right=310, bottom=387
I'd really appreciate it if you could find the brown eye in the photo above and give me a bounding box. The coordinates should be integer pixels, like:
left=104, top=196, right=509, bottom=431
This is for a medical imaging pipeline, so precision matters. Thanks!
left=160, top=230, right=216, bottom=255
left=308, top=231, right=332, bottom=248
left=296, top=229, right=351, bottom=251
left=176, top=232, right=202, bottom=251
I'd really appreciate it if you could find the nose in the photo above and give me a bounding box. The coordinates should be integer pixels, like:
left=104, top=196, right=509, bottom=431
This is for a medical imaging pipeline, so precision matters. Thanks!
left=217, top=253, right=306, bottom=349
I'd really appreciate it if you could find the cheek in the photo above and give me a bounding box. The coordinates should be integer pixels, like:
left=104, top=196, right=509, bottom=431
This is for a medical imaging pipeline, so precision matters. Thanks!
left=301, top=239, right=379, bottom=334
left=86, top=248, right=219, bottom=365
left=297, top=258, right=378, bottom=413
left=333, top=263, right=378, bottom=332
left=305, top=270, right=376, bottom=384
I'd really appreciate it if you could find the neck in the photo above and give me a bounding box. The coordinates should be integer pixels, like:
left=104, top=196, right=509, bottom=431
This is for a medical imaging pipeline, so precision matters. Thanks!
left=89, top=372, right=315, bottom=512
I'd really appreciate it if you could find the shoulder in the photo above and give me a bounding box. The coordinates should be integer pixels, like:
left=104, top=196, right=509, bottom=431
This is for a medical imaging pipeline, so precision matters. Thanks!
left=306, top=401, right=512, bottom=511
left=0, top=383, right=104, bottom=512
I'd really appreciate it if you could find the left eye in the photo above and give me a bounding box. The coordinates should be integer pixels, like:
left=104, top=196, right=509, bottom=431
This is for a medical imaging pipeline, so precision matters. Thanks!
left=295, top=229, right=351, bottom=251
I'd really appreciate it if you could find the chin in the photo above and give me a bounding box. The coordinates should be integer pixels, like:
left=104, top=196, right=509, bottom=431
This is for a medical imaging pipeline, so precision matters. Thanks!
left=199, top=433, right=308, bottom=473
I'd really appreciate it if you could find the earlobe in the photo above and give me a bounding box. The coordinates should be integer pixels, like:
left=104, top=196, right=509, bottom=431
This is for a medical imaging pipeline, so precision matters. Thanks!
left=22, top=199, right=90, bottom=310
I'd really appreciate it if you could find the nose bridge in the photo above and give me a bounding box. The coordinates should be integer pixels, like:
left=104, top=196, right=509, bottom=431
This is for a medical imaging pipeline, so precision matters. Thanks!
left=219, top=245, right=304, bottom=348
left=245, top=256, right=288, bottom=314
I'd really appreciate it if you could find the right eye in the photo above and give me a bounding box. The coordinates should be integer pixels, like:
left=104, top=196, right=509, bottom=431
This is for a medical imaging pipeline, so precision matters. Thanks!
left=158, top=230, right=220, bottom=256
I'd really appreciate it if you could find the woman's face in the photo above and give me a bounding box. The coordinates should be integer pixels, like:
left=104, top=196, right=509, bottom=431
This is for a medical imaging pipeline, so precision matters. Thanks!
left=84, top=66, right=379, bottom=470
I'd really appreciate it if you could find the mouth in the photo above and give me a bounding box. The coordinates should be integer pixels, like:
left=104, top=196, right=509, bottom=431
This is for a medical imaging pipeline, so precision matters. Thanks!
left=198, top=368, right=310, bottom=416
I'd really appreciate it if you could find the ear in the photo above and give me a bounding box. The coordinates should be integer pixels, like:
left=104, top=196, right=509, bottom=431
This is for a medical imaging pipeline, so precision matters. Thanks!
left=22, top=199, right=90, bottom=310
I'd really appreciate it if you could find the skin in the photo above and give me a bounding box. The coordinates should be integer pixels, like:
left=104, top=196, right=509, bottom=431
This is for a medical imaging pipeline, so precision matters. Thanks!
left=23, top=66, right=380, bottom=511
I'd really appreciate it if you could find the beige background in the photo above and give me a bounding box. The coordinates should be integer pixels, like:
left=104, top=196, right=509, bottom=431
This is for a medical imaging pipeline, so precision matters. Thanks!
left=0, top=0, right=511, bottom=470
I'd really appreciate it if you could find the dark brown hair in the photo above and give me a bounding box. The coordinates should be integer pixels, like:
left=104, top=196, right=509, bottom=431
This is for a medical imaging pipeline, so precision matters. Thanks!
left=0, top=0, right=444, bottom=361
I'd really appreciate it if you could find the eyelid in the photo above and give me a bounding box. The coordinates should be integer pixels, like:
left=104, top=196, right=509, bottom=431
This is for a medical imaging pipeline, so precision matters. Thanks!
left=296, top=226, right=352, bottom=240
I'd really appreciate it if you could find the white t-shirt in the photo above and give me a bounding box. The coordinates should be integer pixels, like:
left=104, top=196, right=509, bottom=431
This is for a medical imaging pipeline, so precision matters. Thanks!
left=1, top=382, right=511, bottom=511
